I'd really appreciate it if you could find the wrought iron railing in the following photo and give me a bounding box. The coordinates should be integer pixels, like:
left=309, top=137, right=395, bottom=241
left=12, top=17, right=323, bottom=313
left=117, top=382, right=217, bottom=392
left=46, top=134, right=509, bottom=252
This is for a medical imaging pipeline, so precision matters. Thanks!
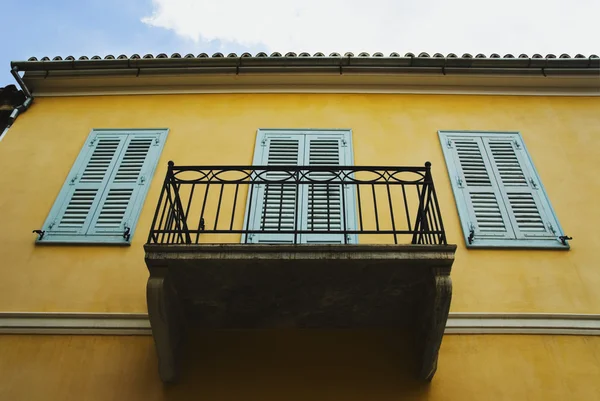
left=147, top=162, right=447, bottom=245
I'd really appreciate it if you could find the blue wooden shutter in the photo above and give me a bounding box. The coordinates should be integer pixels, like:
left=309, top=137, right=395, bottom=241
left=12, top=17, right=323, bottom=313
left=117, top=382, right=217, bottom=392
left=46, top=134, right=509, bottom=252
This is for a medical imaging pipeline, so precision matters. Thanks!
left=247, top=132, right=304, bottom=244
left=444, top=135, right=515, bottom=243
left=245, top=130, right=355, bottom=244
left=440, top=131, right=567, bottom=248
left=39, top=129, right=167, bottom=244
left=87, top=132, right=164, bottom=240
left=40, top=133, right=127, bottom=241
left=301, top=132, right=353, bottom=244
left=482, top=136, right=559, bottom=240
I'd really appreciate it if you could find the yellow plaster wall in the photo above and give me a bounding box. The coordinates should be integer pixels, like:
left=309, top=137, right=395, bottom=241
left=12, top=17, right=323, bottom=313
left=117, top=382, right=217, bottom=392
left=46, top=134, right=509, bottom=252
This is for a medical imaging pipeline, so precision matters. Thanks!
left=0, top=333, right=599, bottom=401
left=0, top=94, right=599, bottom=313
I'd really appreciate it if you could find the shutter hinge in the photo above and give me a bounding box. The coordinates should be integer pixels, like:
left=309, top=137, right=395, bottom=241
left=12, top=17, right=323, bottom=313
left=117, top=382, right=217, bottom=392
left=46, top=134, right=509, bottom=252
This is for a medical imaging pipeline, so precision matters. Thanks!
left=446, top=138, right=453, bottom=148
left=139, top=175, right=146, bottom=185
left=559, top=235, right=573, bottom=245
left=261, top=138, right=267, bottom=147
left=457, top=176, right=464, bottom=188
left=341, top=138, right=347, bottom=147
left=247, top=233, right=254, bottom=243
left=529, top=178, right=538, bottom=189
left=468, top=223, right=475, bottom=244
left=69, top=175, right=78, bottom=185
left=123, top=226, right=131, bottom=241
left=548, top=223, right=556, bottom=234
left=89, top=138, right=96, bottom=147
left=513, top=140, right=521, bottom=149
left=154, top=137, right=160, bottom=146
left=32, top=230, right=45, bottom=240
left=199, top=217, right=205, bottom=231
left=48, top=221, right=55, bottom=229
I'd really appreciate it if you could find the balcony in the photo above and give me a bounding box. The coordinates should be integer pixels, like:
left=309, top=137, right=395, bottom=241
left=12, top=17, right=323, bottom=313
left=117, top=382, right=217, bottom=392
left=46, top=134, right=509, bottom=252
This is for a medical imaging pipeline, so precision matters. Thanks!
left=144, top=162, right=456, bottom=383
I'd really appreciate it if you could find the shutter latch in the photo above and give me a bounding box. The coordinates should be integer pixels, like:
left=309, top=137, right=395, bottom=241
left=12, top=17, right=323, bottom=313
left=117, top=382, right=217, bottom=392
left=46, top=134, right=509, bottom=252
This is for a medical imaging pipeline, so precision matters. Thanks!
left=529, top=178, right=538, bottom=189
left=559, top=235, right=573, bottom=245
left=123, top=226, right=131, bottom=241
left=468, top=223, right=475, bottom=244
left=32, top=230, right=45, bottom=240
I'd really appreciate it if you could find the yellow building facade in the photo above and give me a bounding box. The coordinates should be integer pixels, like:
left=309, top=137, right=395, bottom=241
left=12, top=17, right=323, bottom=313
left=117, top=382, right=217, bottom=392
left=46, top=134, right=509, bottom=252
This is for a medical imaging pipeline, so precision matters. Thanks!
left=0, top=53, right=599, bottom=400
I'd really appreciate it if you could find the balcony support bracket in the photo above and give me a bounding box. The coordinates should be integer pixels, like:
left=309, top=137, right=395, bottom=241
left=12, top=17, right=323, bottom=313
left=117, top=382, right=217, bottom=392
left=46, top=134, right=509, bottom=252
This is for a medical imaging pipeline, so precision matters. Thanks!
left=419, top=267, right=452, bottom=380
left=147, top=272, right=185, bottom=383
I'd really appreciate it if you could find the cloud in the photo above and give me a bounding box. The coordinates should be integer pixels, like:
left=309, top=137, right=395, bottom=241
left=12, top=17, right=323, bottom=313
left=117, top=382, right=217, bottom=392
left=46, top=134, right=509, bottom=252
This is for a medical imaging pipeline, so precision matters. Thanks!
left=141, top=0, right=600, bottom=55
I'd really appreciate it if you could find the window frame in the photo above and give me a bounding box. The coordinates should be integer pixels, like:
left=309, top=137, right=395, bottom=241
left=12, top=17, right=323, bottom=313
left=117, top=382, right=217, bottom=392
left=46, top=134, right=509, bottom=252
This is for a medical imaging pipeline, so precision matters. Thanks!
left=438, top=130, right=569, bottom=249
left=242, top=128, right=358, bottom=244
left=37, top=128, right=169, bottom=245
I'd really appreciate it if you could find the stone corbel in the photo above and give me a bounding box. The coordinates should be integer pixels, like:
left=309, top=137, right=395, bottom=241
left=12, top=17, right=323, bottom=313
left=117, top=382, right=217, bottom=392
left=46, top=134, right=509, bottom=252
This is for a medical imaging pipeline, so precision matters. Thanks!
left=419, top=266, right=452, bottom=380
left=147, top=272, right=184, bottom=383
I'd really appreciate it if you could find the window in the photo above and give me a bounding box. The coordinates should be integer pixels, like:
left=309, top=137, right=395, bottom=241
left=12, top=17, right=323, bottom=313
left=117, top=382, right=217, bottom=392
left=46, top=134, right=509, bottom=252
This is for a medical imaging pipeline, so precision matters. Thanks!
left=37, top=129, right=168, bottom=244
left=244, top=129, right=357, bottom=244
left=438, top=131, right=568, bottom=249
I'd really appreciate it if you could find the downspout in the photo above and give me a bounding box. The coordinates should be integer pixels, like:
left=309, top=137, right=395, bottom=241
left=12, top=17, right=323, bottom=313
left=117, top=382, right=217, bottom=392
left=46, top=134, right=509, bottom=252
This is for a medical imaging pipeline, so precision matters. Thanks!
left=1, top=67, right=33, bottom=140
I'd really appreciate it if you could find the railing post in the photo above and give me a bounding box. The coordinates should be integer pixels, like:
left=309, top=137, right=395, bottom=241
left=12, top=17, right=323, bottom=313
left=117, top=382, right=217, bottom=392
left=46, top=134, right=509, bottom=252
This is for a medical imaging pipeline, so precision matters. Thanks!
left=412, top=162, right=431, bottom=244
left=427, top=163, right=447, bottom=245
left=168, top=161, right=192, bottom=244
left=147, top=163, right=171, bottom=244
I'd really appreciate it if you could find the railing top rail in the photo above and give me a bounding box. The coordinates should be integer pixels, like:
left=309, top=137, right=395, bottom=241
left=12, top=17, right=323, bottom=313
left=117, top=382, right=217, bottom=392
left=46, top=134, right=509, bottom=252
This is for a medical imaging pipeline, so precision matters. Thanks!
left=169, top=165, right=430, bottom=172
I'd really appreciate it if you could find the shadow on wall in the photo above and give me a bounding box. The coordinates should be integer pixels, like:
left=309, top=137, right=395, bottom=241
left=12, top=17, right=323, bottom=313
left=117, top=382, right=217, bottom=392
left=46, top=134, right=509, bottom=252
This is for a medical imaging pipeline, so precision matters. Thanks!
left=0, top=331, right=430, bottom=401
left=165, top=329, right=430, bottom=401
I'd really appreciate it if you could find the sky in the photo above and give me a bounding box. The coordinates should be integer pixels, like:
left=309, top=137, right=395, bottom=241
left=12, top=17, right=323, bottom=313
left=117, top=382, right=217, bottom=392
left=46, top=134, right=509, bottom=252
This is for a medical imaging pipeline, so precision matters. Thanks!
left=1, top=0, right=598, bottom=86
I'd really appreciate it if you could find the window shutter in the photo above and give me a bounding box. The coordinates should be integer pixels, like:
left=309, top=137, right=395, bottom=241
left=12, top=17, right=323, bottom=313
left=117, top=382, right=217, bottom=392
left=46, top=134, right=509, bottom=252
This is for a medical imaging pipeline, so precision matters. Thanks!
left=447, top=137, right=515, bottom=241
left=39, top=129, right=167, bottom=244
left=42, top=133, right=127, bottom=238
left=301, top=134, right=349, bottom=244
left=87, top=133, right=162, bottom=238
left=245, top=130, right=355, bottom=244
left=248, top=134, right=304, bottom=244
left=483, top=137, right=558, bottom=239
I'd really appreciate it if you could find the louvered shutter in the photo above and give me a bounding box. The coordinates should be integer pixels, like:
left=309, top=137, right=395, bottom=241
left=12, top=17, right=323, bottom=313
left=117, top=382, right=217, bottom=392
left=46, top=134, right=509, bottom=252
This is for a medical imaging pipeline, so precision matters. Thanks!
left=301, top=134, right=349, bottom=244
left=42, top=133, right=127, bottom=238
left=483, top=137, right=558, bottom=239
left=246, top=130, right=356, bottom=244
left=39, top=129, right=167, bottom=244
left=447, top=137, right=515, bottom=240
left=248, top=134, right=304, bottom=243
left=87, top=133, right=162, bottom=237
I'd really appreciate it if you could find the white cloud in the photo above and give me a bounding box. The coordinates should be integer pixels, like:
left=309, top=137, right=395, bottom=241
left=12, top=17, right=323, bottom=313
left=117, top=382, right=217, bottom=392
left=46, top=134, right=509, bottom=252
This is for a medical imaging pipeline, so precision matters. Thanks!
left=142, top=0, right=600, bottom=55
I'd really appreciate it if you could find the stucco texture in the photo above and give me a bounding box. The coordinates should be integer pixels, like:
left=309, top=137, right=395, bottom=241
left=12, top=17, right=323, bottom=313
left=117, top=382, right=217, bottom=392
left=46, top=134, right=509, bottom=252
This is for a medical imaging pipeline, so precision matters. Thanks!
left=0, top=94, right=599, bottom=313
